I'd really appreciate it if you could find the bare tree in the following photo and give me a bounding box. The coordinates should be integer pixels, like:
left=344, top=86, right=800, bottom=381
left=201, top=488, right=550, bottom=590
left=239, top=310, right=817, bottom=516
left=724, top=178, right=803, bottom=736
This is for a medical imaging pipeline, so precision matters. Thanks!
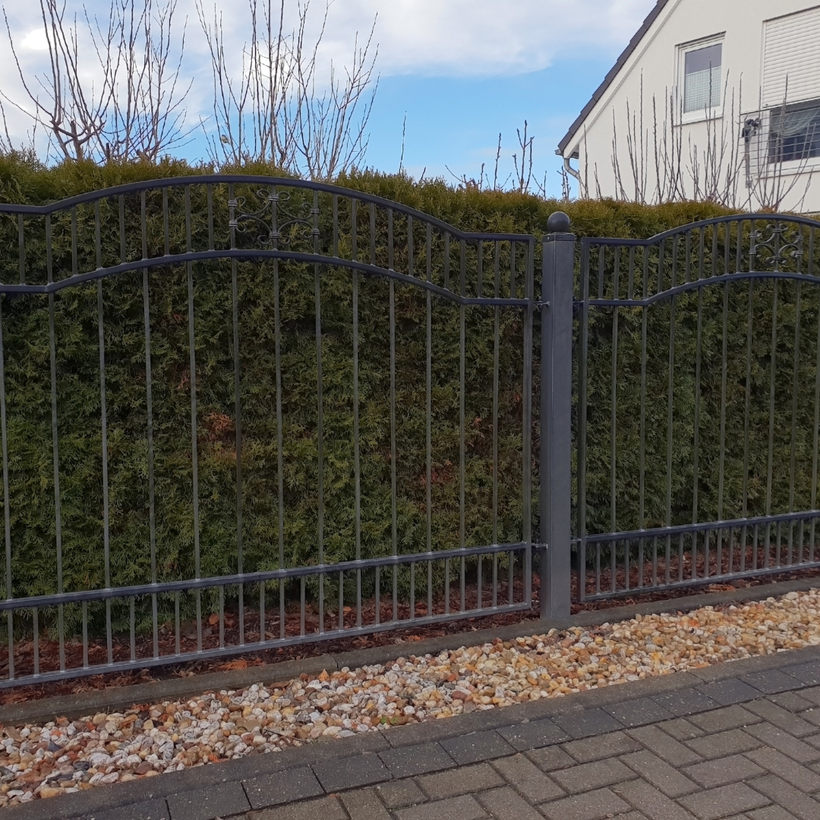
left=197, top=0, right=378, bottom=180
left=596, top=70, right=814, bottom=211
left=445, top=120, right=549, bottom=195
left=1, top=0, right=192, bottom=163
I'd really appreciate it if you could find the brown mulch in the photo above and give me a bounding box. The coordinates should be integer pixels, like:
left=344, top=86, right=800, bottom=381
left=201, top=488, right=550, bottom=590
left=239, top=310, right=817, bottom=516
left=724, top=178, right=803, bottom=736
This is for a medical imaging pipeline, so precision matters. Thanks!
left=1, top=549, right=818, bottom=706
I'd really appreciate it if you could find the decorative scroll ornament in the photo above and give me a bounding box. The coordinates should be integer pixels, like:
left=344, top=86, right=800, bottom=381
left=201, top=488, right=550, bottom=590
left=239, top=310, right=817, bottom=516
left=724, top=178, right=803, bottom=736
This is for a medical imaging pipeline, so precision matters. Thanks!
left=749, top=222, right=804, bottom=272
left=228, top=188, right=318, bottom=251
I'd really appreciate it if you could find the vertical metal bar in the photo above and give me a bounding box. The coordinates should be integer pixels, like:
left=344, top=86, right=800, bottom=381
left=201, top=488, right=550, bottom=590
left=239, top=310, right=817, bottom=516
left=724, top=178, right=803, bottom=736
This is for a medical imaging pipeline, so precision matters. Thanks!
left=522, top=240, right=534, bottom=605
left=610, top=250, right=620, bottom=535
left=741, top=280, right=755, bottom=573
left=0, top=299, right=12, bottom=680
left=46, top=214, right=65, bottom=671
left=162, top=189, right=170, bottom=256
left=426, top=233, right=432, bottom=556
left=273, top=255, right=285, bottom=628
left=765, top=281, right=779, bottom=562
left=787, top=281, right=802, bottom=565
left=577, top=241, right=590, bottom=600
left=459, top=240, right=466, bottom=555
left=32, top=608, right=39, bottom=676
left=71, top=208, right=78, bottom=278
left=638, top=248, right=649, bottom=576
left=186, top=187, right=202, bottom=653
left=665, top=242, right=677, bottom=585
left=338, top=571, right=344, bottom=631
left=82, top=602, right=88, bottom=669
left=315, top=205, right=325, bottom=616
left=232, top=255, right=244, bottom=645
left=540, top=213, right=574, bottom=619
left=692, top=285, right=704, bottom=524
left=811, top=273, right=820, bottom=563
left=492, top=243, right=500, bottom=554
left=207, top=185, right=214, bottom=251
left=17, top=214, right=25, bottom=284
left=718, top=280, right=729, bottom=521
left=353, top=204, right=362, bottom=628
left=388, top=212, right=398, bottom=582
left=141, top=193, right=159, bottom=659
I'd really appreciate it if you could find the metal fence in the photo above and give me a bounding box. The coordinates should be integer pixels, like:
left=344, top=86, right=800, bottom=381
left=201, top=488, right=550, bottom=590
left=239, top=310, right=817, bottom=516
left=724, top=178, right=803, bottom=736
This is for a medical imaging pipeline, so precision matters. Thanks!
left=0, top=176, right=819, bottom=688
left=0, top=176, right=537, bottom=687
left=571, top=215, right=820, bottom=603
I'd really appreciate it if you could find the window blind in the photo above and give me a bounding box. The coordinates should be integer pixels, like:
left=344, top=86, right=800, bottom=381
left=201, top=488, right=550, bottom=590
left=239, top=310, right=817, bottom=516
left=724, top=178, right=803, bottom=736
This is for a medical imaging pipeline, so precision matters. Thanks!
left=763, top=6, right=820, bottom=108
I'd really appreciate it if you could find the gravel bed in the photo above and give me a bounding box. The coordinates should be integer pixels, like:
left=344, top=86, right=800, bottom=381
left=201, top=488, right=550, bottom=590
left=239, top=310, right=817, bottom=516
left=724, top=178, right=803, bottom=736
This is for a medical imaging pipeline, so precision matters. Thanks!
left=1, top=589, right=819, bottom=808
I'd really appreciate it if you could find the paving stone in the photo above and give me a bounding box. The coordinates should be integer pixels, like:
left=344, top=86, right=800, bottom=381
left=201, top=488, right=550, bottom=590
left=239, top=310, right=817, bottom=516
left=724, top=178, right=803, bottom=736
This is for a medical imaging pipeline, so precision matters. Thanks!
left=680, top=783, right=770, bottom=820
left=603, top=778, right=698, bottom=820
left=748, top=774, right=820, bottom=820
left=797, top=708, right=820, bottom=727
left=689, top=706, right=760, bottom=733
left=604, top=697, right=676, bottom=728
left=491, top=754, right=566, bottom=803
left=744, top=701, right=819, bottom=736
left=748, top=807, right=803, bottom=820
left=621, top=750, right=699, bottom=797
left=552, top=707, right=625, bottom=739
left=658, top=718, right=705, bottom=741
left=251, top=795, right=348, bottom=820
left=418, top=763, right=504, bottom=800
left=550, top=758, right=635, bottom=794
left=769, top=692, right=816, bottom=713
left=440, top=730, right=516, bottom=764
left=561, top=730, right=642, bottom=763
left=89, top=799, right=170, bottom=820
left=796, top=685, right=820, bottom=706
left=394, top=794, right=486, bottom=820
left=651, top=688, right=720, bottom=717
left=539, top=787, right=631, bottom=820
left=781, top=662, right=820, bottom=687
left=685, top=729, right=762, bottom=760
left=496, top=718, right=570, bottom=751
left=167, top=781, right=250, bottom=820
left=628, top=725, right=704, bottom=766
left=743, top=724, right=820, bottom=764
left=742, top=671, right=805, bottom=695
left=745, top=747, right=820, bottom=792
left=379, top=743, right=456, bottom=779
left=374, top=780, right=427, bottom=809
left=525, top=745, right=576, bottom=772
left=312, top=753, right=392, bottom=792
left=697, top=680, right=763, bottom=706
left=476, top=786, right=545, bottom=820
left=683, top=754, right=766, bottom=788
left=340, top=788, right=392, bottom=820
left=243, top=766, right=324, bottom=810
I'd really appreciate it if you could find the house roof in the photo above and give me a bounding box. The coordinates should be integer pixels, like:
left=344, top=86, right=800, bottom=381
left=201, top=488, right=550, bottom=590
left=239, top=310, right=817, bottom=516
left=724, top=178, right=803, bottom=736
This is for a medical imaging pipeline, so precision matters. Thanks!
left=556, top=0, right=671, bottom=156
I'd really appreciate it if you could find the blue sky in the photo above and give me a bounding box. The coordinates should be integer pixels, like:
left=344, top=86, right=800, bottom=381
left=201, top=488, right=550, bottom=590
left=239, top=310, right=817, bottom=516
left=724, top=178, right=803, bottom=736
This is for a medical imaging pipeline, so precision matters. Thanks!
left=0, top=0, right=657, bottom=198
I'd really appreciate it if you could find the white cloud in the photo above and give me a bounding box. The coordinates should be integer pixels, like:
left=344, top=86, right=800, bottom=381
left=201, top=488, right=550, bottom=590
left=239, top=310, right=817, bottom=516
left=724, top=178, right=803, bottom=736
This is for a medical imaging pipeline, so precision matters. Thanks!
left=315, top=0, right=655, bottom=77
left=0, top=0, right=657, bottom=156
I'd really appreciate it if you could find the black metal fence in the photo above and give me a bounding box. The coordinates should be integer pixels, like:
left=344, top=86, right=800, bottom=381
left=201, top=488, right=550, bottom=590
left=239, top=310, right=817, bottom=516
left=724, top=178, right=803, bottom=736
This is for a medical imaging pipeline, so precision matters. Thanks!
left=0, top=176, right=818, bottom=688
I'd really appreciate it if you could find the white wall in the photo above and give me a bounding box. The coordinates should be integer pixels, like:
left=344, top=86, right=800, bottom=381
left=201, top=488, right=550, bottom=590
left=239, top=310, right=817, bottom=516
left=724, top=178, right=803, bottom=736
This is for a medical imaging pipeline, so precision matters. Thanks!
left=561, top=0, right=820, bottom=213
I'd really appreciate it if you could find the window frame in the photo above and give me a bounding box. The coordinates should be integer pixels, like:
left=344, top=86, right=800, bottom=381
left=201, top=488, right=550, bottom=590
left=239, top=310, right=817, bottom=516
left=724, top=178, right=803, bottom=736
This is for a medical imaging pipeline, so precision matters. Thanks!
left=676, top=34, right=726, bottom=125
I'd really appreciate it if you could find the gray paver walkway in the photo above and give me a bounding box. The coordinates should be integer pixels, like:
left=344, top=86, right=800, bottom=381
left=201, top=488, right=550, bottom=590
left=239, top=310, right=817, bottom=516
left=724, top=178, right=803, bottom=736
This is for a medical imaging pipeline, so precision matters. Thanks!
left=13, top=644, right=820, bottom=820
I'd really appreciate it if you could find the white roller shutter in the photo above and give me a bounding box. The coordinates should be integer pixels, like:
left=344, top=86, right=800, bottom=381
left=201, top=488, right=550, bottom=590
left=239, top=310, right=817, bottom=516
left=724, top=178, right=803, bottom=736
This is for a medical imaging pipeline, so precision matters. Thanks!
left=763, top=6, right=820, bottom=108
left=763, top=7, right=820, bottom=107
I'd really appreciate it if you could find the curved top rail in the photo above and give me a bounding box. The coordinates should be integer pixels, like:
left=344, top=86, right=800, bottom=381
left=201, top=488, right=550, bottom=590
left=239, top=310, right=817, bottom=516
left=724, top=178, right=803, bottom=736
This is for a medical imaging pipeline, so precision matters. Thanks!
left=584, top=211, right=820, bottom=247
left=0, top=174, right=533, bottom=243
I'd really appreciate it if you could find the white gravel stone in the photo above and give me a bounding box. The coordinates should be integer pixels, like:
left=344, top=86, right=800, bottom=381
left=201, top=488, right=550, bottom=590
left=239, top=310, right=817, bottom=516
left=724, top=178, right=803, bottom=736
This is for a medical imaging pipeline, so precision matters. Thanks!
left=3, top=587, right=820, bottom=807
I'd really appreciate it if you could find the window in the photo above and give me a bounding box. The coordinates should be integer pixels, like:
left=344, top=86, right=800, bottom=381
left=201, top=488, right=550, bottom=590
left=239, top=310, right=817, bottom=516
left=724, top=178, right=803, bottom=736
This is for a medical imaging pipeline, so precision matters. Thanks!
left=768, top=100, right=820, bottom=164
left=683, top=42, right=722, bottom=113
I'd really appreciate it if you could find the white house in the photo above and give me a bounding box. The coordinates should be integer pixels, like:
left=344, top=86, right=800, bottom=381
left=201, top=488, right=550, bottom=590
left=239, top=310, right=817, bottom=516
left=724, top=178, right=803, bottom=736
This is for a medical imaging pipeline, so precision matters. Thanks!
left=557, top=1, right=820, bottom=213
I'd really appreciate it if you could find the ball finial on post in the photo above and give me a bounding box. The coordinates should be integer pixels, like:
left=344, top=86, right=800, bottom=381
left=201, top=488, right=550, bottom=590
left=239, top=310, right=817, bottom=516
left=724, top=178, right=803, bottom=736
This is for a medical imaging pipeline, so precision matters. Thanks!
left=547, top=211, right=571, bottom=233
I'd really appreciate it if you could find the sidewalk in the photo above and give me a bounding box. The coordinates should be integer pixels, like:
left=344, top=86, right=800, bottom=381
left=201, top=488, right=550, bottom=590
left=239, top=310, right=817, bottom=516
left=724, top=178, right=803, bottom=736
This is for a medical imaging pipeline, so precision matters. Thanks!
left=11, top=641, right=820, bottom=820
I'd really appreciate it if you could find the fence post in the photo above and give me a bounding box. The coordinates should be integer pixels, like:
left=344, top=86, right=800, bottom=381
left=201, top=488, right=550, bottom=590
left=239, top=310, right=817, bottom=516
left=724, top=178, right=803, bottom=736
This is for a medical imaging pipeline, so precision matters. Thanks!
left=540, top=211, right=575, bottom=620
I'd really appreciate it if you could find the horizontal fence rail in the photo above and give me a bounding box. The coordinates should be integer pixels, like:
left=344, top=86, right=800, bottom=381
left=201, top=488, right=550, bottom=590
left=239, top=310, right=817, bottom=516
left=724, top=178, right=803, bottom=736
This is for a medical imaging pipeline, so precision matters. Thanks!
left=0, top=177, right=536, bottom=687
